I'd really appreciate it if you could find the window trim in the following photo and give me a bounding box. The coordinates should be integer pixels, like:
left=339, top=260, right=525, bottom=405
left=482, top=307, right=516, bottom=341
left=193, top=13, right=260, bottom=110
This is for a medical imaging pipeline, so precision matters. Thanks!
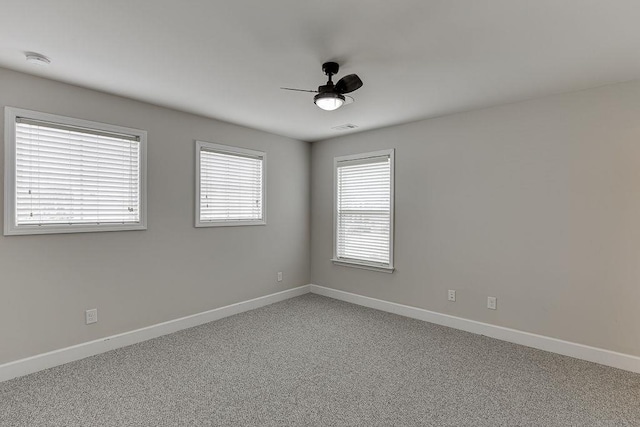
left=195, top=140, right=267, bottom=228
left=332, top=149, right=395, bottom=273
left=3, top=107, right=147, bottom=236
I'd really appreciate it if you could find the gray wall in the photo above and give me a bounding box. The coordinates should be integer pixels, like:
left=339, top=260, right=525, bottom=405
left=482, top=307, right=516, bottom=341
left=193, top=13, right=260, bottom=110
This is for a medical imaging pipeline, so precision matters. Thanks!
left=0, top=68, right=311, bottom=364
left=311, top=80, right=640, bottom=357
left=3, top=66, right=639, bottom=366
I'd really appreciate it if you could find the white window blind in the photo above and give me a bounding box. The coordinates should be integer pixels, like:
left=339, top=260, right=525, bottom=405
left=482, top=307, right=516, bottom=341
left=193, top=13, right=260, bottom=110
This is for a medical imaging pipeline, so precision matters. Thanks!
left=4, top=107, right=147, bottom=235
left=16, top=120, right=140, bottom=225
left=335, top=150, right=394, bottom=270
left=197, top=141, right=265, bottom=226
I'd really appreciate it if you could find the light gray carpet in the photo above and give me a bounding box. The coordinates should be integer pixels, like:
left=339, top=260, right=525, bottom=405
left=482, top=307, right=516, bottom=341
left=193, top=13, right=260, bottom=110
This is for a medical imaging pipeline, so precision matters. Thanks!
left=1, top=294, right=639, bottom=426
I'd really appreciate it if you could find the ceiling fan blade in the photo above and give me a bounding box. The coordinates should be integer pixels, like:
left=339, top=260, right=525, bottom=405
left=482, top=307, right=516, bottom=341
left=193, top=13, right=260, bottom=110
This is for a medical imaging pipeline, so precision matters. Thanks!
left=334, top=74, right=363, bottom=94
left=280, top=87, right=318, bottom=93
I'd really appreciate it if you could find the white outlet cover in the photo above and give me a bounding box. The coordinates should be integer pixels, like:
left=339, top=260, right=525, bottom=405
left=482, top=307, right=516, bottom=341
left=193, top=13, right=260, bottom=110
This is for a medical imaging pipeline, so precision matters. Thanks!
left=448, top=290, right=456, bottom=302
left=277, top=272, right=283, bottom=282
left=487, top=297, right=497, bottom=310
left=85, top=308, right=98, bottom=324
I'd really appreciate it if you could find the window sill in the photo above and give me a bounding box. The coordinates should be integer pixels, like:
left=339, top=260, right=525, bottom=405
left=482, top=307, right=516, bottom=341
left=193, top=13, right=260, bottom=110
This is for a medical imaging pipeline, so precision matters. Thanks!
left=4, top=222, right=147, bottom=236
left=331, top=259, right=395, bottom=273
left=195, top=220, right=266, bottom=228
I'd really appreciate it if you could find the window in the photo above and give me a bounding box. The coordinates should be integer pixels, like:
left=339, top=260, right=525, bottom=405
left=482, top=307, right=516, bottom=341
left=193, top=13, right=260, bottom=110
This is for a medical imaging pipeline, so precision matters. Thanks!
left=195, top=141, right=266, bottom=227
left=333, top=149, right=395, bottom=272
left=4, top=107, right=147, bottom=235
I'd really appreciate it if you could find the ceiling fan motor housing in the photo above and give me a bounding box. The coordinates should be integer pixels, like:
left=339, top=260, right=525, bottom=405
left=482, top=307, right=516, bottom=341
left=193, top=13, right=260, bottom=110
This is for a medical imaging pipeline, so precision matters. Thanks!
left=318, top=83, right=335, bottom=93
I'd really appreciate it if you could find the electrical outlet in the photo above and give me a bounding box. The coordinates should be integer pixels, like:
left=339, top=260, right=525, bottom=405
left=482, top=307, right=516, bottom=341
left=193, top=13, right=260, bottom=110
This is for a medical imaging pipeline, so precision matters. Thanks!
left=277, top=272, right=283, bottom=282
left=487, top=297, right=497, bottom=310
left=85, top=308, right=98, bottom=324
left=447, top=290, right=456, bottom=302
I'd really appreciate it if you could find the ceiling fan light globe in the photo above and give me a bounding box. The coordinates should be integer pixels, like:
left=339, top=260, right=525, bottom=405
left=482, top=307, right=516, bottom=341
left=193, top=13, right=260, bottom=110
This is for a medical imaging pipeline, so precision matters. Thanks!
left=314, top=93, right=345, bottom=111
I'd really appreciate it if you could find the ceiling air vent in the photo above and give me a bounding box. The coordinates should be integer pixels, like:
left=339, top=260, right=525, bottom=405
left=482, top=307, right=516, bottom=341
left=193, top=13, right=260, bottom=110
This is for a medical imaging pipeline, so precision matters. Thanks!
left=332, top=123, right=358, bottom=131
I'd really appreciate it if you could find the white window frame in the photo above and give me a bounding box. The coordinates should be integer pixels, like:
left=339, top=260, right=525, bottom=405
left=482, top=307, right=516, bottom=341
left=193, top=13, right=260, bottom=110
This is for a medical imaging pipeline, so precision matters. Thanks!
left=332, top=149, right=395, bottom=273
left=4, top=107, right=147, bottom=236
left=195, top=140, right=266, bottom=228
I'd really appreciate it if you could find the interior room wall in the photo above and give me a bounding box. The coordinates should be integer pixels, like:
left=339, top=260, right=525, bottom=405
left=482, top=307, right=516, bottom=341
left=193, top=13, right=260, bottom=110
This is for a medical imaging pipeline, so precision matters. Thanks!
left=0, top=68, right=311, bottom=365
left=311, top=80, right=640, bottom=357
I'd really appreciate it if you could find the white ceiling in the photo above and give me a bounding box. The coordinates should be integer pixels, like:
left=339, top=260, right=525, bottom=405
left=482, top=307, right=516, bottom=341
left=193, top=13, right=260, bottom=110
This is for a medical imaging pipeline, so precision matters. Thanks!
left=1, top=1, right=640, bottom=142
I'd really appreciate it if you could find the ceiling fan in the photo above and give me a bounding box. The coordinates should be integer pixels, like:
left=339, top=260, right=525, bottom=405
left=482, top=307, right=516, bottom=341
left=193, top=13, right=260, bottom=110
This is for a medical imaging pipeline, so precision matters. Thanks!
left=281, top=62, right=363, bottom=111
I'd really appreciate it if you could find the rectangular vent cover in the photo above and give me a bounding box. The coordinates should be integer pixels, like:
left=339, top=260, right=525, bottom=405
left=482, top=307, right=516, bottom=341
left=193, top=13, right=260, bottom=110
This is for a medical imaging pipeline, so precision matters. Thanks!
left=332, top=123, right=358, bottom=131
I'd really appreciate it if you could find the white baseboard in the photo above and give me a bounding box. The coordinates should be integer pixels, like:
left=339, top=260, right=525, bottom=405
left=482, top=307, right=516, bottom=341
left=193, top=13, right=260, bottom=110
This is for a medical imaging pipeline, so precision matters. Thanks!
left=0, top=284, right=311, bottom=383
left=4, top=283, right=638, bottom=383
left=309, top=284, right=640, bottom=374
